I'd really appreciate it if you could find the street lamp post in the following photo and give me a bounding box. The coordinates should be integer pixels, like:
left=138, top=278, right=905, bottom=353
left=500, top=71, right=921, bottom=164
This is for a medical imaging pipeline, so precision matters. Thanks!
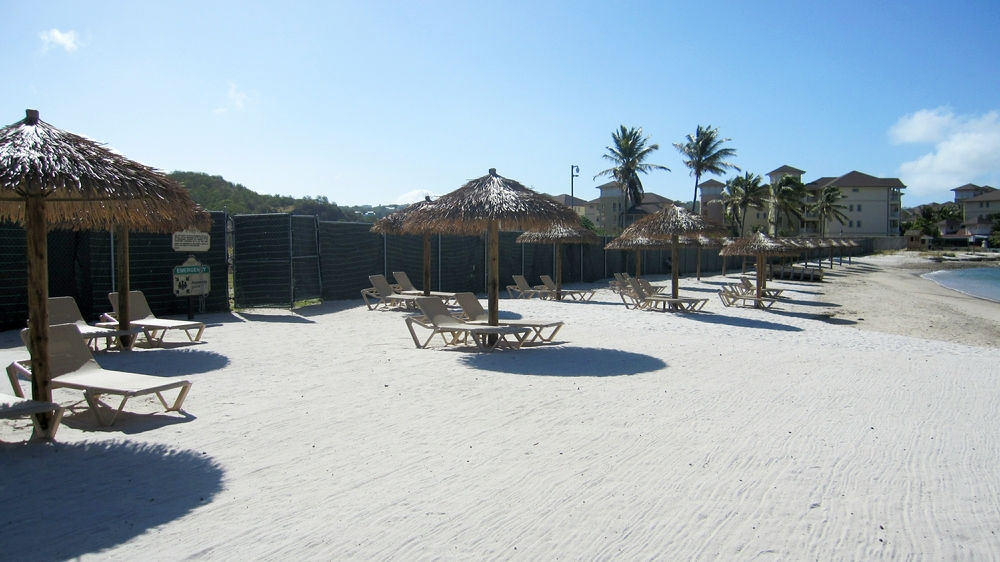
left=570, top=165, right=580, bottom=206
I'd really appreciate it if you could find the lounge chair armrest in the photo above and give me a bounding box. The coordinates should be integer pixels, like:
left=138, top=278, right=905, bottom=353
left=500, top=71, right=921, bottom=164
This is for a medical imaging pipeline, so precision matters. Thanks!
left=101, top=312, right=117, bottom=322
left=6, top=360, right=33, bottom=397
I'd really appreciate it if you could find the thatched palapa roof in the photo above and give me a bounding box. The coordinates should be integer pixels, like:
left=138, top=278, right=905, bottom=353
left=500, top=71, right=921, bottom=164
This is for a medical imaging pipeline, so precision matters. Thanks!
left=0, top=109, right=208, bottom=232
left=604, top=234, right=671, bottom=251
left=400, top=169, right=577, bottom=235
left=370, top=198, right=433, bottom=235
left=516, top=222, right=599, bottom=245
left=720, top=231, right=792, bottom=257
left=620, top=204, right=727, bottom=240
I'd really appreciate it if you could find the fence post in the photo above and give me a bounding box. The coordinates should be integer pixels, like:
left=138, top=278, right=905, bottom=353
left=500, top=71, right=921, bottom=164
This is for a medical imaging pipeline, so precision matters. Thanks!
left=289, top=214, right=294, bottom=307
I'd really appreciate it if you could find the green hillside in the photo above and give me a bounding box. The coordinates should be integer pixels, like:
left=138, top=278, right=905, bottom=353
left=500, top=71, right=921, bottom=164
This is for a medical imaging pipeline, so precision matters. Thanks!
left=168, top=171, right=358, bottom=222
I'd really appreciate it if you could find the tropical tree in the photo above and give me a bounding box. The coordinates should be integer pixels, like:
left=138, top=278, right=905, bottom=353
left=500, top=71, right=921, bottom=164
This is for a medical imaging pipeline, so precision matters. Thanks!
left=912, top=205, right=942, bottom=237
left=768, top=175, right=808, bottom=237
left=594, top=126, right=670, bottom=209
left=720, top=172, right=767, bottom=237
left=673, top=125, right=740, bottom=213
left=810, top=185, right=849, bottom=238
left=937, top=203, right=962, bottom=220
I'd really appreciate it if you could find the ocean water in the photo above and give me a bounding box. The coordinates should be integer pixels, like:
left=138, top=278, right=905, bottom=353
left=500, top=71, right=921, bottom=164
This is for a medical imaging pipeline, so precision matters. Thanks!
left=923, top=267, right=1000, bottom=303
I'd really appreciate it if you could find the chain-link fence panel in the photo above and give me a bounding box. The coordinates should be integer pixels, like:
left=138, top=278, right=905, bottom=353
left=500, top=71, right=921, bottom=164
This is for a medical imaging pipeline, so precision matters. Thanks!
left=291, top=216, right=322, bottom=302
left=232, top=214, right=294, bottom=308
left=319, top=222, right=382, bottom=300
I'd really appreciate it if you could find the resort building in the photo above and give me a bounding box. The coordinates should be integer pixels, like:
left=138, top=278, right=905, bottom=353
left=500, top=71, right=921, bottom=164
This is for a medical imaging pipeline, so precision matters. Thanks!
left=961, top=189, right=1000, bottom=222
left=740, top=166, right=904, bottom=237
left=698, top=179, right=726, bottom=226
left=583, top=181, right=674, bottom=234
left=951, top=183, right=996, bottom=205
left=549, top=194, right=589, bottom=217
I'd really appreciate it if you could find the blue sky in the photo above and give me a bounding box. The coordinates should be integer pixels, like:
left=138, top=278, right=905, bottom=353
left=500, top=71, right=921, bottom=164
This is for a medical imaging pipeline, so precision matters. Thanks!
left=4, top=1, right=999, bottom=207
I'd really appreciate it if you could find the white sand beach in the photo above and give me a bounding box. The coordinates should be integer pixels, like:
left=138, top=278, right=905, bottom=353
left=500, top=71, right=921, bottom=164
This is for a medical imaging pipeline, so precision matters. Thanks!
left=2, top=254, right=1000, bottom=561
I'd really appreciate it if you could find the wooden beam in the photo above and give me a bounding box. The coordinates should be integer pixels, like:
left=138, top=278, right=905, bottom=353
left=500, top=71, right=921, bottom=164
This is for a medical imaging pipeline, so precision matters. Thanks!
left=115, top=225, right=131, bottom=347
left=24, top=195, right=53, bottom=433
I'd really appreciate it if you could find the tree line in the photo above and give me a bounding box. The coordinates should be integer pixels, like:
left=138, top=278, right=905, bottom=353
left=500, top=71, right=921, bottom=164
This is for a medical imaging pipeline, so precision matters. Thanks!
left=168, top=171, right=359, bottom=222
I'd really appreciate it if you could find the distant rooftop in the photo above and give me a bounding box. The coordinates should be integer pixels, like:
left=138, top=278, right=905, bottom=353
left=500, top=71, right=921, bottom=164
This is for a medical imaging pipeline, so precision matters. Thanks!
left=768, top=165, right=806, bottom=176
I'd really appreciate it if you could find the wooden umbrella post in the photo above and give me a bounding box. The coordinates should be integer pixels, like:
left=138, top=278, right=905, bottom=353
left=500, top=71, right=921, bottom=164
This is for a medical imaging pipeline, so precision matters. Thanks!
left=422, top=232, right=431, bottom=297
left=756, top=254, right=765, bottom=308
left=24, top=194, right=53, bottom=432
left=115, top=224, right=132, bottom=348
left=671, top=234, right=680, bottom=299
left=487, top=220, right=499, bottom=328
left=555, top=241, right=564, bottom=301
left=635, top=249, right=641, bottom=278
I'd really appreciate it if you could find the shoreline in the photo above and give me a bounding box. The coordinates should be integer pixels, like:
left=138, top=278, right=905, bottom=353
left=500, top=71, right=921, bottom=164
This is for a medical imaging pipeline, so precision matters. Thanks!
left=922, top=268, right=1000, bottom=305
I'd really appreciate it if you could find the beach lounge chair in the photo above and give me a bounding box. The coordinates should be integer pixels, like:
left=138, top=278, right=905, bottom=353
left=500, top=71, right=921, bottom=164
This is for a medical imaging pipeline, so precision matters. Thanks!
left=44, top=296, right=142, bottom=351
left=507, top=275, right=554, bottom=299
left=0, top=393, right=64, bottom=439
left=623, top=278, right=708, bottom=312
left=8, top=324, right=193, bottom=426
left=740, top=276, right=783, bottom=298
left=717, top=286, right=777, bottom=309
left=637, top=278, right=669, bottom=296
left=362, top=275, right=423, bottom=310
left=392, top=271, right=457, bottom=303
left=536, top=275, right=595, bottom=301
left=101, top=291, right=205, bottom=346
left=405, top=297, right=530, bottom=352
left=610, top=273, right=628, bottom=294
left=454, top=292, right=564, bottom=343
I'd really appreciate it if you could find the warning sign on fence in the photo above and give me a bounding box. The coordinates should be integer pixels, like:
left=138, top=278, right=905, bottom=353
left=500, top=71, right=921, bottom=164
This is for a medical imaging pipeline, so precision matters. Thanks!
left=172, top=230, right=211, bottom=252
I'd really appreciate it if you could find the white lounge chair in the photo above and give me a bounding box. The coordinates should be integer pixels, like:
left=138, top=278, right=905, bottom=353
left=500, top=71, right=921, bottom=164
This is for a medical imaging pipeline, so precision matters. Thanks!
left=44, top=296, right=142, bottom=351
left=0, top=393, right=64, bottom=440
left=101, top=291, right=205, bottom=346
left=7, top=324, right=193, bottom=426
left=718, top=286, right=777, bottom=309
left=392, top=271, right=457, bottom=303
left=454, top=292, right=564, bottom=343
left=506, top=275, right=554, bottom=299
left=405, top=297, right=530, bottom=352
left=536, top=275, right=595, bottom=301
left=362, top=274, right=423, bottom=310
left=623, top=278, right=707, bottom=312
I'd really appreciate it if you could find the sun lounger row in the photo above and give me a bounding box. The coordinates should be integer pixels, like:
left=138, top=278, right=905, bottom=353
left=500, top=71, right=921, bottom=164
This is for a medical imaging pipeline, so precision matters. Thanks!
left=406, top=292, right=564, bottom=352
left=620, top=277, right=708, bottom=312
left=363, top=274, right=457, bottom=310
left=507, top=275, right=595, bottom=301
left=717, top=286, right=777, bottom=308
left=770, top=265, right=824, bottom=282
left=730, top=277, right=784, bottom=298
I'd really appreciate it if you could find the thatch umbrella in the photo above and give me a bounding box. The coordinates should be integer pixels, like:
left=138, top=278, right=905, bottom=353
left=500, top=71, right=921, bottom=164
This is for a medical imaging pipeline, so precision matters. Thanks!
left=516, top=221, right=599, bottom=300
left=0, top=109, right=207, bottom=433
left=619, top=205, right=727, bottom=299
left=720, top=232, right=791, bottom=307
left=401, top=168, right=577, bottom=327
left=604, top=234, right=670, bottom=283
left=371, top=197, right=435, bottom=296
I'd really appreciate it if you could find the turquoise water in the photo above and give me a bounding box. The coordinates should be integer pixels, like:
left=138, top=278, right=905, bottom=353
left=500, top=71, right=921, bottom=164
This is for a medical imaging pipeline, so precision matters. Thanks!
left=923, top=267, right=1000, bottom=303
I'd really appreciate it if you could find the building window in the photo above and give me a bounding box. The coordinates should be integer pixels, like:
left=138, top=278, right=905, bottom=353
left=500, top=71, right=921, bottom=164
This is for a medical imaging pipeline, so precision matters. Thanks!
left=857, top=220, right=862, bottom=228
left=849, top=204, right=854, bottom=211
left=852, top=188, right=859, bottom=192
left=857, top=204, right=862, bottom=212
left=849, top=221, right=854, bottom=227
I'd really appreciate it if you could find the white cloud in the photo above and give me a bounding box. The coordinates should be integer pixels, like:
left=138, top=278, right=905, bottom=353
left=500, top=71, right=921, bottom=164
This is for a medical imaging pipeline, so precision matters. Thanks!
left=39, top=29, right=80, bottom=53
left=394, top=190, right=439, bottom=205
left=214, top=82, right=250, bottom=114
left=892, top=109, right=1000, bottom=199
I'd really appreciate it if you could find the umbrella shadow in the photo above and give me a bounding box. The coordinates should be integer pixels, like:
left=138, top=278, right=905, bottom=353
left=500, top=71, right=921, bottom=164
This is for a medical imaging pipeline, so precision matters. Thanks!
left=678, top=311, right=804, bottom=332
left=237, top=311, right=315, bottom=324
left=766, top=309, right=856, bottom=324
left=0, top=440, right=223, bottom=562
left=780, top=299, right=841, bottom=308
left=295, top=299, right=367, bottom=317
left=461, top=347, right=666, bottom=377
left=96, top=348, right=230, bottom=376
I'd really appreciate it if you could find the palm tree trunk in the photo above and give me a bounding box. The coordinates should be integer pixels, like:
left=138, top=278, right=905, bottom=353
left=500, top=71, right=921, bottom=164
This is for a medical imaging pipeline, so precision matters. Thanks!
left=691, top=174, right=701, bottom=215
left=635, top=250, right=642, bottom=278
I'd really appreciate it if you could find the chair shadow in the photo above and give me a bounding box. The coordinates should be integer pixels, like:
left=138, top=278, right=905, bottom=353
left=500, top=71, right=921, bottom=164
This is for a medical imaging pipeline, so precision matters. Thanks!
left=0, top=440, right=223, bottom=562
left=96, top=348, right=230, bottom=376
left=461, top=346, right=667, bottom=377
left=56, top=405, right=198, bottom=434
left=238, top=312, right=315, bottom=324
left=678, top=311, right=804, bottom=332
left=780, top=299, right=841, bottom=308
left=766, top=309, right=857, bottom=325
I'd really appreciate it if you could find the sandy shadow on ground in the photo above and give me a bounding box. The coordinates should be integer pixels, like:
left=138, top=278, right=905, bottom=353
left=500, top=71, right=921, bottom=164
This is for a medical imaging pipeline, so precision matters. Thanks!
left=96, top=348, right=229, bottom=376
left=56, top=405, right=197, bottom=433
left=677, top=311, right=804, bottom=332
left=779, top=298, right=841, bottom=308
left=237, top=311, right=315, bottom=324
left=461, top=346, right=666, bottom=377
left=0, top=440, right=223, bottom=562
left=295, top=299, right=367, bottom=317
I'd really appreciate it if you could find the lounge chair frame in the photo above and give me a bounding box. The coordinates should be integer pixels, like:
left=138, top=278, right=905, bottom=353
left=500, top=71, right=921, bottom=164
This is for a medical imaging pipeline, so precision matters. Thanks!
left=717, top=286, right=778, bottom=309
left=102, top=291, right=205, bottom=346
left=405, top=297, right=530, bottom=352
left=44, top=296, right=142, bottom=351
left=506, top=275, right=555, bottom=299
left=536, top=275, right=595, bottom=301
left=454, top=292, right=564, bottom=343
left=391, top=271, right=458, bottom=303
left=363, top=275, right=422, bottom=310
left=9, top=324, right=193, bottom=426
left=0, top=393, right=64, bottom=439
left=622, top=278, right=708, bottom=312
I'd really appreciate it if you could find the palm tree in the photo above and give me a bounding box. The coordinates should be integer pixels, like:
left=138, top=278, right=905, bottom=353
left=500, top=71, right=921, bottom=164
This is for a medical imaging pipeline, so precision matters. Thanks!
left=594, top=126, right=670, bottom=213
left=673, top=125, right=739, bottom=214
left=768, top=175, right=808, bottom=237
left=720, top=172, right=767, bottom=237
left=811, top=185, right=849, bottom=238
